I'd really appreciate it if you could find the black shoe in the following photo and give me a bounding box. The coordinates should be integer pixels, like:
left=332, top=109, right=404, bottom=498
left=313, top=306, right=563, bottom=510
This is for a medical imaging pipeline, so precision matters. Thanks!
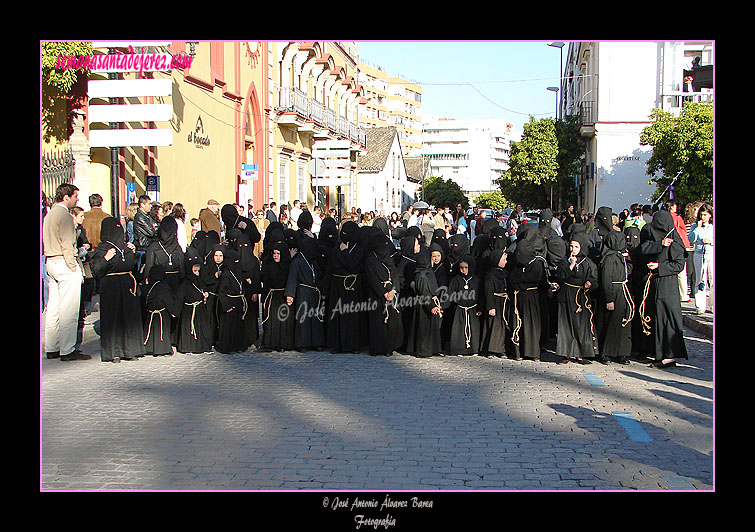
left=615, top=357, right=630, bottom=365
left=46, top=351, right=60, bottom=359
left=650, top=360, right=676, bottom=369
left=557, top=357, right=569, bottom=365
left=60, top=350, right=91, bottom=361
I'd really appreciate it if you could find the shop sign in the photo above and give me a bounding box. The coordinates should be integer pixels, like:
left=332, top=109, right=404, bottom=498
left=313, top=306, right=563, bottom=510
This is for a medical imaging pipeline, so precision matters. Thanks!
left=188, top=116, right=211, bottom=148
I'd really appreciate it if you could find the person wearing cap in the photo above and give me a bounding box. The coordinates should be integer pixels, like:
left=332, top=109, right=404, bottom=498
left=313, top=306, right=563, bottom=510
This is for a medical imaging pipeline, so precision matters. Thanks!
left=199, top=199, right=222, bottom=236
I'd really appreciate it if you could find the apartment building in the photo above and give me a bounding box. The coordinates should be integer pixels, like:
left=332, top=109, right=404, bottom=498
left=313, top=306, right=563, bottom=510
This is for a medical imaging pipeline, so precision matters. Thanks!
left=422, top=115, right=515, bottom=198
left=357, top=60, right=423, bottom=156
left=562, top=41, right=714, bottom=213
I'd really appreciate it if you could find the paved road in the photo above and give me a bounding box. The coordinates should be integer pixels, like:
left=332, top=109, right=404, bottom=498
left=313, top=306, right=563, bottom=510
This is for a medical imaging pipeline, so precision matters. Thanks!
left=41, top=307, right=713, bottom=493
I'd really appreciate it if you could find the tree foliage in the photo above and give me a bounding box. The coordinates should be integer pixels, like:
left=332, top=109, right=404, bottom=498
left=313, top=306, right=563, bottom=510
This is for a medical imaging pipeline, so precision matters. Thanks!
left=496, top=116, right=559, bottom=208
left=42, top=42, right=93, bottom=144
left=473, top=190, right=510, bottom=210
left=640, top=101, right=713, bottom=205
left=418, top=176, right=469, bottom=210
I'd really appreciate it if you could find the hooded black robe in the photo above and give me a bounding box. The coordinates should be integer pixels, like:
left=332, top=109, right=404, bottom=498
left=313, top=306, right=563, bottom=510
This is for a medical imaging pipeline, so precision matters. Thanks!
left=597, top=230, right=634, bottom=359
left=215, top=249, right=248, bottom=353
left=143, top=264, right=174, bottom=356
left=285, top=236, right=326, bottom=350
left=509, top=238, right=545, bottom=360
left=91, top=217, right=145, bottom=361
left=481, top=248, right=511, bottom=356
left=144, top=216, right=185, bottom=294
left=638, top=210, right=688, bottom=361
left=625, top=226, right=651, bottom=356
left=221, top=203, right=261, bottom=244
left=404, top=250, right=443, bottom=357
left=445, top=254, right=482, bottom=355
left=554, top=231, right=599, bottom=360
left=228, top=229, right=261, bottom=348
left=200, top=243, right=225, bottom=347
left=260, top=241, right=295, bottom=350
left=363, top=234, right=403, bottom=355
left=396, top=235, right=418, bottom=350
left=324, top=221, right=365, bottom=352
left=171, top=250, right=213, bottom=354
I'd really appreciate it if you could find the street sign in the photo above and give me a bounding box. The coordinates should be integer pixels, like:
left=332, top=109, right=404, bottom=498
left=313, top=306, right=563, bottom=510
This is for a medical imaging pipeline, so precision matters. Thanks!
left=312, top=178, right=352, bottom=187
left=89, top=128, right=174, bottom=147
left=241, top=163, right=258, bottom=181
left=307, top=158, right=326, bottom=177
left=311, top=148, right=351, bottom=160
left=312, top=139, right=351, bottom=150
left=88, top=78, right=173, bottom=98
left=88, top=103, right=173, bottom=123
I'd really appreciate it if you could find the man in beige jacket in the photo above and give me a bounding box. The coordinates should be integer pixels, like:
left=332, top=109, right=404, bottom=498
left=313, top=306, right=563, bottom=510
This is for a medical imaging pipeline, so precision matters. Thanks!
left=43, top=183, right=91, bottom=361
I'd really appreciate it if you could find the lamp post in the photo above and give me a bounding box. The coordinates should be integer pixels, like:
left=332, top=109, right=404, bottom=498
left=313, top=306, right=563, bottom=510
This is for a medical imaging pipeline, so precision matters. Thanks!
left=546, top=86, right=559, bottom=210
left=547, top=42, right=565, bottom=120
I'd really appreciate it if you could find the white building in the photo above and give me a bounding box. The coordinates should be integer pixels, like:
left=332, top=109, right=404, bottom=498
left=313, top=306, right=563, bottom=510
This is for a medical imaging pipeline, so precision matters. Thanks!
left=356, top=127, right=419, bottom=213
left=562, top=41, right=714, bottom=213
left=422, top=115, right=515, bottom=198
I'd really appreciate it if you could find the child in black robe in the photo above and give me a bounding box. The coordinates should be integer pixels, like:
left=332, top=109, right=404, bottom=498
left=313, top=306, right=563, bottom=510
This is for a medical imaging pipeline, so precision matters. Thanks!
left=624, top=226, right=650, bottom=359
left=597, top=231, right=634, bottom=364
left=363, top=234, right=403, bottom=356
left=508, top=238, right=545, bottom=361
left=143, top=264, right=174, bottom=357
left=445, top=254, right=482, bottom=356
left=404, top=250, right=443, bottom=358
left=171, top=251, right=213, bottom=354
left=639, top=210, right=688, bottom=368
left=554, top=231, right=599, bottom=364
left=396, top=235, right=419, bottom=352
left=228, top=229, right=262, bottom=349
left=323, top=221, right=364, bottom=353
left=285, top=236, right=326, bottom=351
left=215, top=249, right=248, bottom=354
left=259, top=241, right=295, bottom=351
left=481, top=248, right=511, bottom=357
left=91, top=217, right=145, bottom=362
left=200, top=243, right=225, bottom=349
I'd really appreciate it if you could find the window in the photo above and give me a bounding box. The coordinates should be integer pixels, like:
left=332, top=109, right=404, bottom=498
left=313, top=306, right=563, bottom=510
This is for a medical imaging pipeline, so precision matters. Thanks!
left=279, top=159, right=288, bottom=204
left=298, top=162, right=307, bottom=205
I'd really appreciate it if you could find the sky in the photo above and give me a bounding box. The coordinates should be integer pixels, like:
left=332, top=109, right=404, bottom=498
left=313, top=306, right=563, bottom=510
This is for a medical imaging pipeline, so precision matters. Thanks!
left=357, top=41, right=567, bottom=137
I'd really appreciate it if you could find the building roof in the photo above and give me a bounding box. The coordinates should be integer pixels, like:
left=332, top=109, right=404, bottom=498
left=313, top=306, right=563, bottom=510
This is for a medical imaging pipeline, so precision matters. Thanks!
left=403, top=156, right=430, bottom=184
left=357, top=127, right=398, bottom=172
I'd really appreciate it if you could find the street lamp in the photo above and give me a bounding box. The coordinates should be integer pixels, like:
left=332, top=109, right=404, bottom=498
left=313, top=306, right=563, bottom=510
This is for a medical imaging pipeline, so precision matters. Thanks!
left=547, top=42, right=565, bottom=119
left=546, top=86, right=560, bottom=210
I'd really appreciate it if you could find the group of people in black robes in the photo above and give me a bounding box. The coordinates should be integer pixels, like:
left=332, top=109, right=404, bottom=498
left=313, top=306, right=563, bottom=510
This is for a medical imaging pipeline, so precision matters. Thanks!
left=90, top=201, right=688, bottom=369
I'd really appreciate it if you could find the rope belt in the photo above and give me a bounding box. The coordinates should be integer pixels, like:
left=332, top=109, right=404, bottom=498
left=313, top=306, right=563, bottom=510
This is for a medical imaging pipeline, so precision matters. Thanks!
left=511, top=286, right=538, bottom=345
left=458, top=303, right=477, bottom=348
left=184, top=301, right=204, bottom=339
left=261, top=288, right=284, bottom=324
left=106, top=270, right=137, bottom=296
left=432, top=295, right=444, bottom=318
left=144, top=308, right=166, bottom=344
left=612, top=280, right=636, bottom=327
left=227, top=293, right=248, bottom=320
left=639, top=273, right=654, bottom=336
left=380, top=278, right=399, bottom=323
left=299, top=283, right=324, bottom=322
left=333, top=273, right=358, bottom=291
left=562, top=282, right=596, bottom=340
left=492, top=292, right=509, bottom=327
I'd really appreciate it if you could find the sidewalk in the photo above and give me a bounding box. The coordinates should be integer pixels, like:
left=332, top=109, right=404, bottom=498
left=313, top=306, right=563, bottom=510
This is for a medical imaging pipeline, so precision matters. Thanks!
left=680, top=298, right=713, bottom=339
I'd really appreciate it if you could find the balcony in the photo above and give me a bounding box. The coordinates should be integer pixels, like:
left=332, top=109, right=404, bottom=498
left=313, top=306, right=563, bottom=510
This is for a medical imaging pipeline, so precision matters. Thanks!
left=276, top=87, right=366, bottom=146
left=578, top=100, right=595, bottom=138
left=662, top=91, right=714, bottom=117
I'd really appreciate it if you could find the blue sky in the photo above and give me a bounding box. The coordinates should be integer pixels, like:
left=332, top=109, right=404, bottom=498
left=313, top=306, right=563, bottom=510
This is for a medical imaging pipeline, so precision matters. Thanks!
left=357, top=41, right=567, bottom=136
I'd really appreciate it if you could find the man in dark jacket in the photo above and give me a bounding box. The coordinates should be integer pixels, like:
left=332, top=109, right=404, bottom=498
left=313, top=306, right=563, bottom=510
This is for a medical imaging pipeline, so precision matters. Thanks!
left=134, top=195, right=157, bottom=252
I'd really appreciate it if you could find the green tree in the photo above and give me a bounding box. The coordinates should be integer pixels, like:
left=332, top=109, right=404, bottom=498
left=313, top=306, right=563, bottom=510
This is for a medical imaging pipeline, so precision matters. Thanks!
left=639, top=101, right=713, bottom=205
left=42, top=41, right=93, bottom=144
left=418, top=176, right=469, bottom=210
left=496, top=116, right=559, bottom=208
left=554, top=114, right=586, bottom=210
left=473, top=190, right=510, bottom=210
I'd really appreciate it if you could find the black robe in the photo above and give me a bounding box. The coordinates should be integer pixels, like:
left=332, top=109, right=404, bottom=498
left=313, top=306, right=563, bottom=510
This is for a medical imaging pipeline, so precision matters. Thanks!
left=215, top=250, right=248, bottom=353
left=554, top=232, right=599, bottom=359
left=396, top=235, right=418, bottom=351
left=285, top=238, right=325, bottom=350
left=91, top=217, right=145, bottom=361
left=363, top=235, right=403, bottom=355
left=638, top=211, right=688, bottom=360
left=221, top=203, right=261, bottom=245
left=625, top=226, right=651, bottom=356
left=509, top=239, right=545, bottom=359
left=143, top=216, right=185, bottom=294
left=229, top=229, right=261, bottom=348
left=481, top=248, right=511, bottom=356
left=260, top=241, right=295, bottom=350
left=324, top=221, right=364, bottom=352
left=171, top=253, right=213, bottom=354
left=597, top=231, right=634, bottom=359
left=404, top=251, right=442, bottom=357
left=445, top=255, right=482, bottom=355
left=200, top=244, right=225, bottom=348
left=143, top=265, right=174, bottom=355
